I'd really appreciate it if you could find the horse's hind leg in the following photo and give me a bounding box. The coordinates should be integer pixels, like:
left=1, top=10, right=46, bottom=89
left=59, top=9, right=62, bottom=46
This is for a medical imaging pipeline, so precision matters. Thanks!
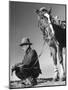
left=58, top=46, right=66, bottom=81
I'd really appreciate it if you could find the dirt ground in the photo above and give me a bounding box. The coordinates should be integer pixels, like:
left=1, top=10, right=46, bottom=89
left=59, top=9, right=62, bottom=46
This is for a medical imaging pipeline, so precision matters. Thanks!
left=10, top=78, right=66, bottom=89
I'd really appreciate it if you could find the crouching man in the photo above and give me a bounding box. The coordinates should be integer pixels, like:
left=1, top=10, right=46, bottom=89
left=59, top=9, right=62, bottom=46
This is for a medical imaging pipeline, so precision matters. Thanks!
left=11, top=37, right=41, bottom=86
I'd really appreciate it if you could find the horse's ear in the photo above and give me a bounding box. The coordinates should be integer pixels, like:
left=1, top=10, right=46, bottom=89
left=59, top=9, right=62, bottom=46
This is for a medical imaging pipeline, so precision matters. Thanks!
left=35, top=9, right=39, bottom=14
left=48, top=8, right=52, bottom=15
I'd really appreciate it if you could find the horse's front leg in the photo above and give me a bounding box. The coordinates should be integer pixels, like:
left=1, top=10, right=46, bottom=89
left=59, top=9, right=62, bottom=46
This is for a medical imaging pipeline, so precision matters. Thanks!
left=50, top=44, right=59, bottom=81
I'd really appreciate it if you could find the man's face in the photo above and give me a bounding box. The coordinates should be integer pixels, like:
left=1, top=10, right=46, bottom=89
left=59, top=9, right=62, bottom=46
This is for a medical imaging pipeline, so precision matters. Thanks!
left=21, top=45, right=29, bottom=52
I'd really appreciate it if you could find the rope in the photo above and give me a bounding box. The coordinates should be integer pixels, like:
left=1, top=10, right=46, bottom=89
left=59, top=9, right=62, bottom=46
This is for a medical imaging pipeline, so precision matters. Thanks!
left=38, top=41, right=45, bottom=57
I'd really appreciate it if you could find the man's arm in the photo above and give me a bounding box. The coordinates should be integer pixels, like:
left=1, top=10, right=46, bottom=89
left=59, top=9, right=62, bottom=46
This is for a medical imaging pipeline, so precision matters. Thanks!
left=13, top=62, right=25, bottom=68
left=21, top=50, right=36, bottom=66
left=11, top=62, right=23, bottom=74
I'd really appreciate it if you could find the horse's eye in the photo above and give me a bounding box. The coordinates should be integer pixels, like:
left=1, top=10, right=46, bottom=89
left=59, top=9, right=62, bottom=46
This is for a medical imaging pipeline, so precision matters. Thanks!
left=42, top=9, right=46, bottom=12
left=41, top=17, right=44, bottom=19
left=44, top=16, right=48, bottom=20
left=42, top=17, right=47, bottom=20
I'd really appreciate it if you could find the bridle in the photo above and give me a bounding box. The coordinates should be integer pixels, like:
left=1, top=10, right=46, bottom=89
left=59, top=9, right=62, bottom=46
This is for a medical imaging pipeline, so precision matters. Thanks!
left=40, top=20, right=54, bottom=41
left=44, top=22, right=52, bottom=30
left=38, top=13, right=54, bottom=36
left=38, top=13, right=58, bottom=57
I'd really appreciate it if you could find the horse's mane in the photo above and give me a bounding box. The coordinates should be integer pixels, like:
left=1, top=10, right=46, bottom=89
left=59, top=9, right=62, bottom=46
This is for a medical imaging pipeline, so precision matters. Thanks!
left=50, top=15, right=66, bottom=30
left=49, top=15, right=66, bottom=47
left=51, top=20, right=66, bottom=47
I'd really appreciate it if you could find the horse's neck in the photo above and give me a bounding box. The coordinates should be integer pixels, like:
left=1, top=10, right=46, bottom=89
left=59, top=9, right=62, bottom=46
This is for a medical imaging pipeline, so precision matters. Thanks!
left=49, top=24, right=55, bottom=35
left=48, top=18, right=55, bottom=35
left=42, top=26, right=54, bottom=40
left=39, top=15, right=55, bottom=39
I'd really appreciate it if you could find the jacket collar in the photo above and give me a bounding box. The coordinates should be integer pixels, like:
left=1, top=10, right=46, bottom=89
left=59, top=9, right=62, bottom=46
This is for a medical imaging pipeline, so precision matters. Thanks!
left=26, top=46, right=31, bottom=54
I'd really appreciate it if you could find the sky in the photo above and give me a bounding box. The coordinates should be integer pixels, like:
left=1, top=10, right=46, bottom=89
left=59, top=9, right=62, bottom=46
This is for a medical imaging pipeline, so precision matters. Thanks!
left=9, top=1, right=66, bottom=80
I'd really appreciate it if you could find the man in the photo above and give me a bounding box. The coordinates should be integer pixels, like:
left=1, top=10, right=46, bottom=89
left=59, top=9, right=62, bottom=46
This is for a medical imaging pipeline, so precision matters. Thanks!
left=11, top=37, right=41, bottom=86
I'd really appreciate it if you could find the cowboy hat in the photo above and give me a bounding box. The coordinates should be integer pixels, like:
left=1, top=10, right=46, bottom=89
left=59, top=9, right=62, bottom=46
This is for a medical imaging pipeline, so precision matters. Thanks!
left=19, top=37, right=32, bottom=46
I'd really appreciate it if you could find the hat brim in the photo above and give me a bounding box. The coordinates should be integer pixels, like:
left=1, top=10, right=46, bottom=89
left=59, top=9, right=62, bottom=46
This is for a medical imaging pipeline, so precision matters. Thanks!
left=19, top=43, right=32, bottom=46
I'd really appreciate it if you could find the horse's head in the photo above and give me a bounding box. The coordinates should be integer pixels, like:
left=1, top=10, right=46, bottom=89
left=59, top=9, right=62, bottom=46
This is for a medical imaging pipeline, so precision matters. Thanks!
left=36, top=7, right=52, bottom=16
left=36, top=7, right=52, bottom=24
left=35, top=7, right=53, bottom=30
left=36, top=7, right=54, bottom=40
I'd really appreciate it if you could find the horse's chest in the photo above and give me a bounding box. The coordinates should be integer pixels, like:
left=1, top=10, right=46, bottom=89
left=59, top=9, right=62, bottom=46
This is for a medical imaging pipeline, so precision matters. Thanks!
left=42, top=27, right=52, bottom=39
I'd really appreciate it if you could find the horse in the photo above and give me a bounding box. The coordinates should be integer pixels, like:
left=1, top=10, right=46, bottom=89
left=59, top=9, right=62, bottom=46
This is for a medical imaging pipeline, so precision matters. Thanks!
left=36, top=7, right=66, bottom=81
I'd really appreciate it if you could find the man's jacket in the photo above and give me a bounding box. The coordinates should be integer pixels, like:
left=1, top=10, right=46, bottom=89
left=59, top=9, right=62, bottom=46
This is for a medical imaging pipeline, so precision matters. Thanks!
left=21, top=47, right=41, bottom=74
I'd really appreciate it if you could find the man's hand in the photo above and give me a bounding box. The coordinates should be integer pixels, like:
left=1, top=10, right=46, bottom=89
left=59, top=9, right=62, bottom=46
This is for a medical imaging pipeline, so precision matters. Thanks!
left=11, top=65, right=16, bottom=76
left=11, top=66, right=14, bottom=76
left=15, top=63, right=24, bottom=67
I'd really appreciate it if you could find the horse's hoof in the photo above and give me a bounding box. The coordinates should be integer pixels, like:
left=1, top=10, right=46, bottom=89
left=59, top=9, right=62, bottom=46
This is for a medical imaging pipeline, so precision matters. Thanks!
left=54, top=78, right=59, bottom=81
left=60, top=76, right=66, bottom=81
left=53, top=75, right=60, bottom=82
left=53, top=78, right=59, bottom=82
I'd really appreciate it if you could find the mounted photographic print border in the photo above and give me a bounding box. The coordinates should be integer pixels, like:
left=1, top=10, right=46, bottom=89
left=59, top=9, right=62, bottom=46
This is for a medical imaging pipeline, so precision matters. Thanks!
left=9, top=1, right=66, bottom=89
